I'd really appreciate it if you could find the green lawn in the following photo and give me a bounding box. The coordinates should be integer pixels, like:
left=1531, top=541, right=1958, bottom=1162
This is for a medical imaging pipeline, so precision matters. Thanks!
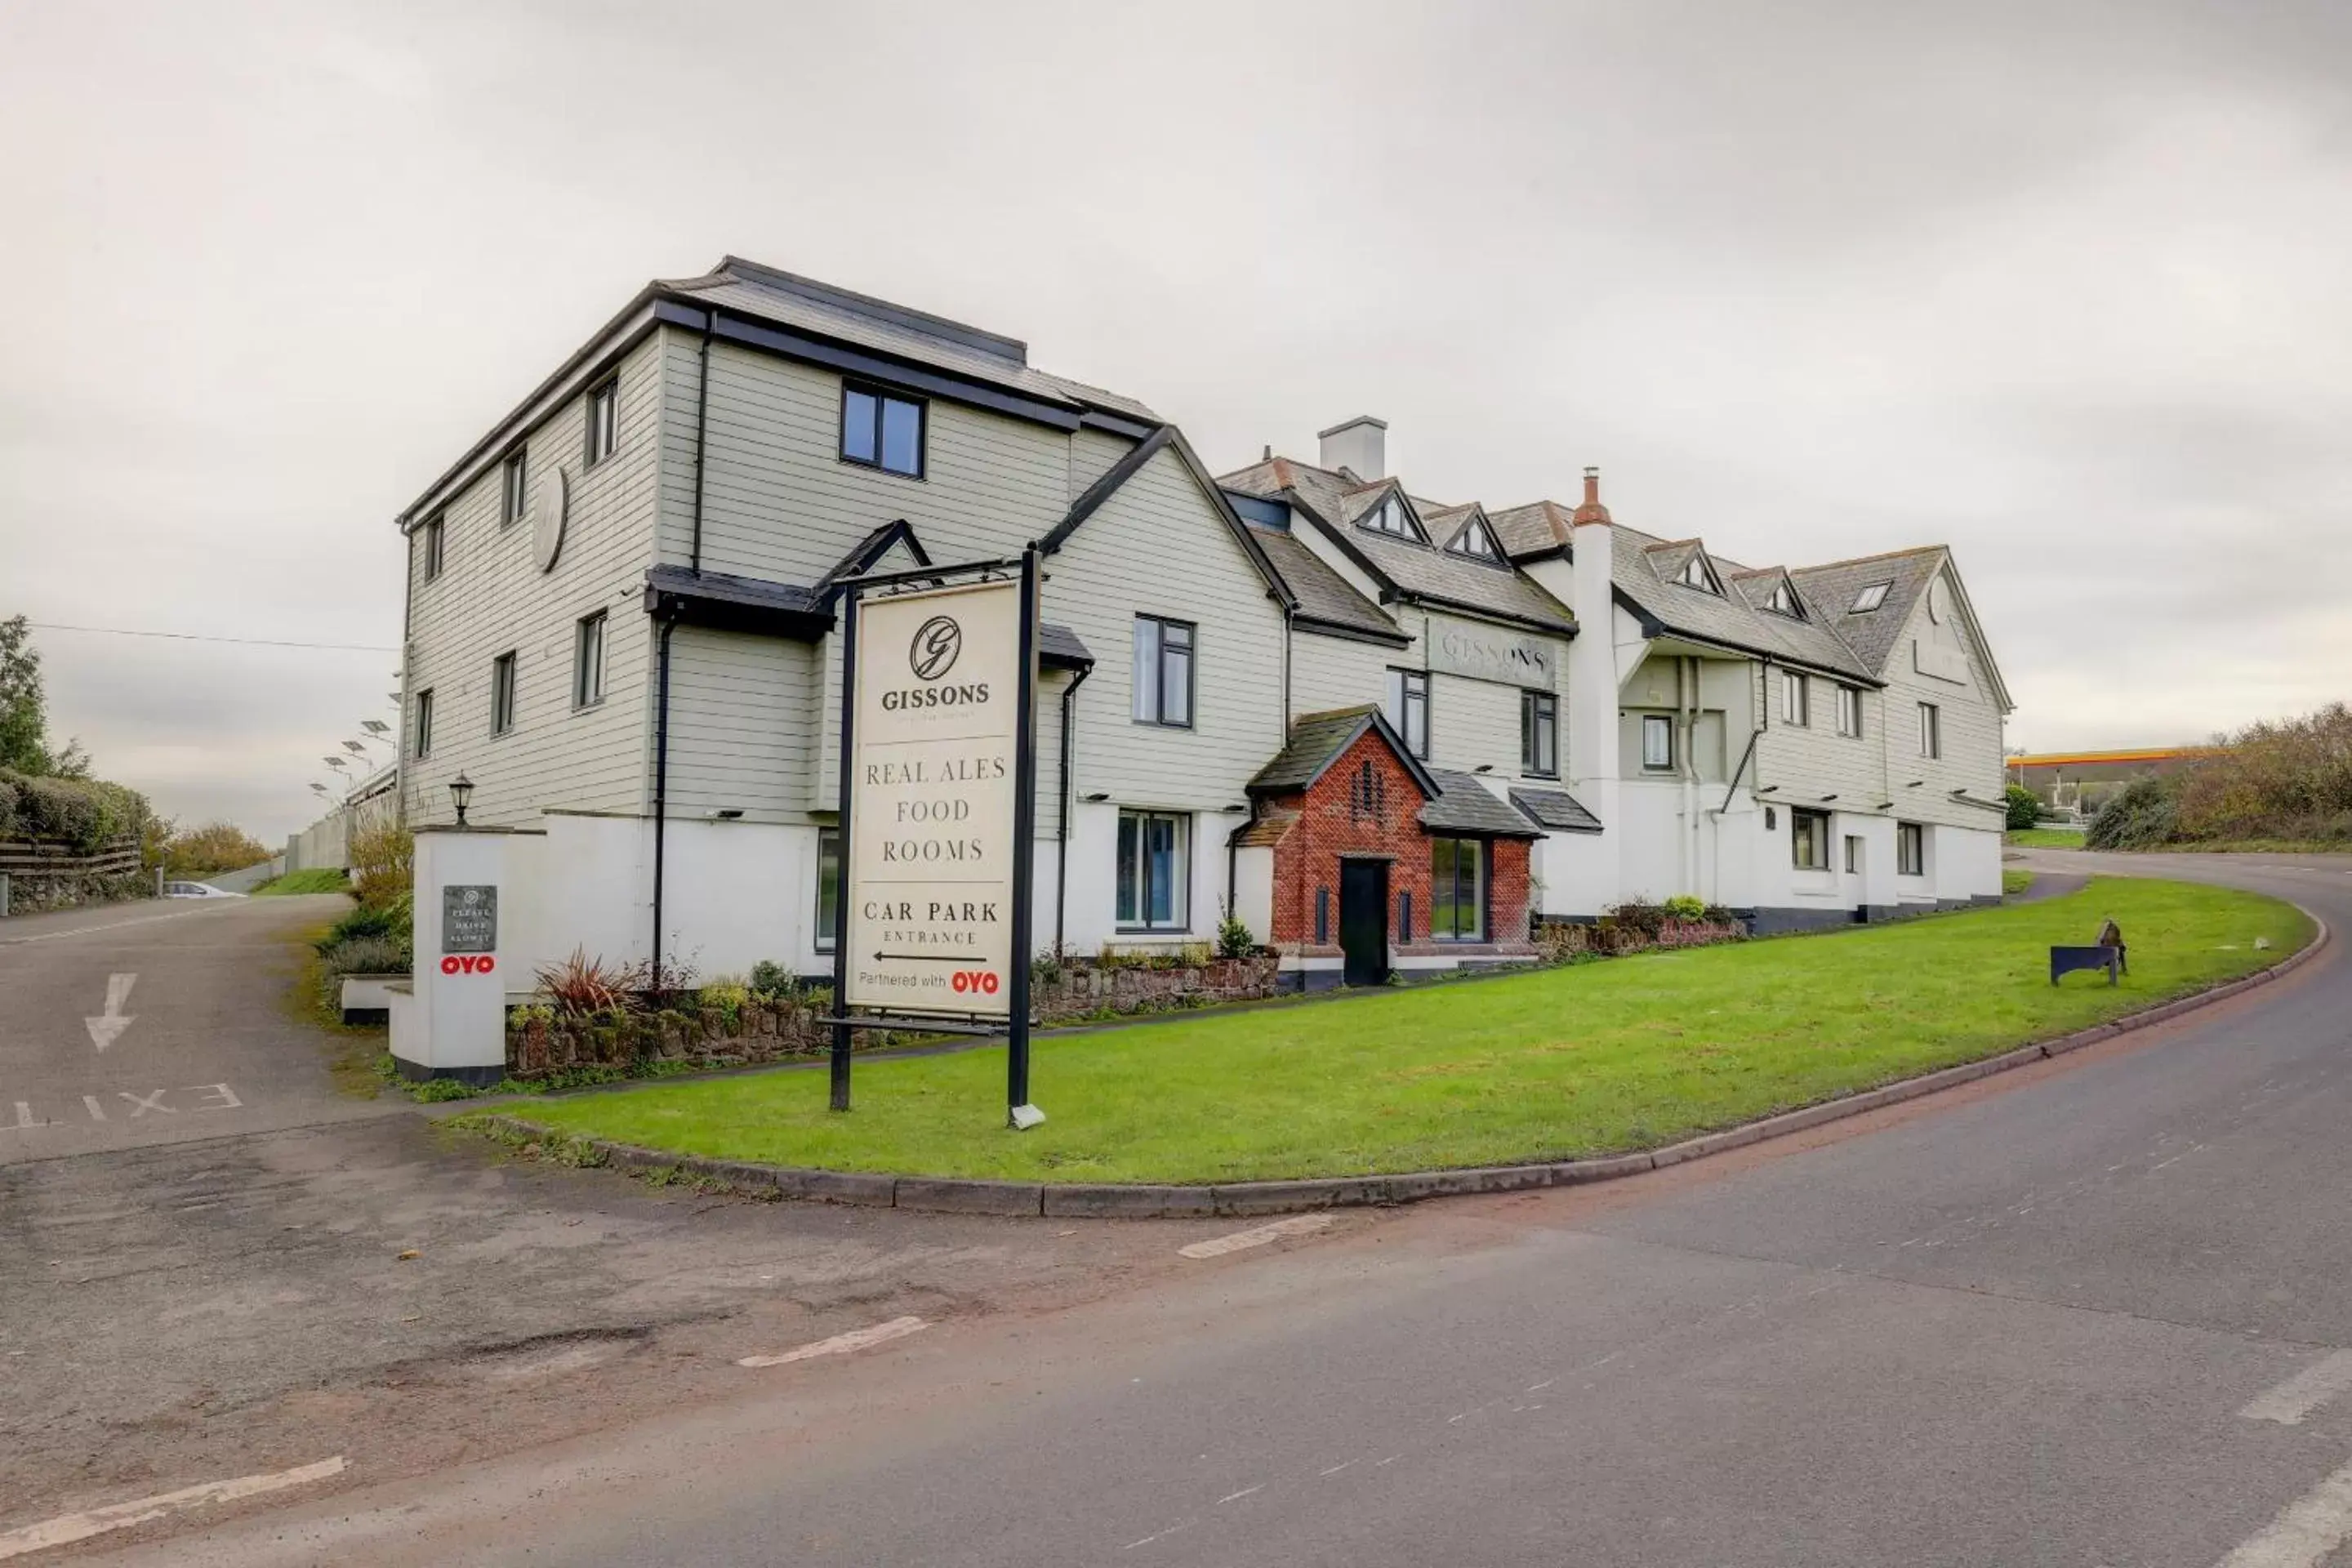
left=511, top=879, right=2310, bottom=1186
left=2002, top=869, right=2034, bottom=896
left=252, top=867, right=351, bottom=896
left=2008, top=827, right=2088, bottom=849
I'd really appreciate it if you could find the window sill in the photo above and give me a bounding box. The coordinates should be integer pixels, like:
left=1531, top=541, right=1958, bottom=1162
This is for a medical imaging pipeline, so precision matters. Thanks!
left=572, top=700, right=606, bottom=713
left=1113, top=928, right=1193, bottom=938
left=837, top=454, right=926, bottom=483
left=1130, top=720, right=1196, bottom=733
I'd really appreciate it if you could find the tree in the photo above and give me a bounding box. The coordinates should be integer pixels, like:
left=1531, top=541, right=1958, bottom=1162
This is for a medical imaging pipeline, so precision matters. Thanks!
left=2004, top=782, right=2042, bottom=831
left=164, top=821, right=273, bottom=876
left=0, top=615, right=87, bottom=777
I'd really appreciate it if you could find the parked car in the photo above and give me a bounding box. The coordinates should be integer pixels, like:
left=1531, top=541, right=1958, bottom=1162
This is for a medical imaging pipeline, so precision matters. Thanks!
left=163, top=881, right=247, bottom=899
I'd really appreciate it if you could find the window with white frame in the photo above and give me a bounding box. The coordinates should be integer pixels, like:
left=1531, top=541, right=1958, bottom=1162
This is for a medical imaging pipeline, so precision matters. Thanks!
left=1384, top=668, right=1429, bottom=758
left=1764, top=579, right=1805, bottom=617
left=1850, top=581, right=1891, bottom=613
left=585, top=379, right=618, bottom=467
left=1447, top=514, right=1502, bottom=561
left=1791, top=807, right=1830, bottom=870
left=1116, top=809, right=1189, bottom=930
left=501, top=449, right=528, bottom=528
left=1897, top=822, right=1925, bottom=876
left=1362, top=493, right=1415, bottom=538
left=420, top=515, right=444, bottom=581
left=1918, top=702, right=1941, bottom=759
left=1677, top=553, right=1722, bottom=595
left=1521, top=690, right=1557, bottom=777
left=412, top=688, right=434, bottom=758
left=1131, top=615, right=1195, bottom=728
left=814, top=826, right=841, bottom=951
left=490, top=651, right=518, bottom=737
left=1836, top=684, right=1861, bottom=737
left=1431, top=836, right=1486, bottom=941
left=1641, top=713, right=1674, bottom=770
left=574, top=611, right=607, bottom=708
left=1844, top=834, right=1863, bottom=875
left=1781, top=670, right=1809, bottom=726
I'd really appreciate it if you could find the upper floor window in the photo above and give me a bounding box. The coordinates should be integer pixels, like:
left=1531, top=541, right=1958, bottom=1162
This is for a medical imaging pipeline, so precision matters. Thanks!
left=1677, top=552, right=1722, bottom=595
left=490, top=651, right=518, bottom=737
left=412, top=688, right=434, bottom=758
left=1447, top=514, right=1502, bottom=562
left=1131, top=615, right=1194, bottom=728
left=1781, top=670, right=1809, bottom=727
left=585, top=379, right=619, bottom=467
left=420, top=515, right=445, bottom=581
left=1362, top=493, right=1415, bottom=538
left=574, top=611, right=607, bottom=709
left=841, top=384, right=924, bottom=478
left=1764, top=579, right=1805, bottom=617
left=1850, top=581, right=1892, bottom=613
left=1384, top=668, right=1429, bottom=758
left=1918, top=702, right=1942, bottom=759
left=501, top=449, right=528, bottom=528
left=1521, top=690, right=1557, bottom=777
left=1836, top=684, right=1861, bottom=738
left=1641, top=713, right=1674, bottom=770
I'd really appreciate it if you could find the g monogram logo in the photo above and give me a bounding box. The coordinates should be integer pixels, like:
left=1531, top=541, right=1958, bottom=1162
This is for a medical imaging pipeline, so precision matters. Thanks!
left=909, top=616, right=962, bottom=681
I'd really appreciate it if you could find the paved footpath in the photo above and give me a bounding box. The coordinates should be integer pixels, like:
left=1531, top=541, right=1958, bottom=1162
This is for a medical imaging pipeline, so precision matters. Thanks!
left=50, top=849, right=2352, bottom=1568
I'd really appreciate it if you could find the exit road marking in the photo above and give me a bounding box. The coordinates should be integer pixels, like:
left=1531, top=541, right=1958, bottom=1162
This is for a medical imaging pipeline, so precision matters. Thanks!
left=84, top=971, right=136, bottom=1051
left=737, top=1315, right=929, bottom=1369
left=0, top=1455, right=345, bottom=1560
left=1178, top=1213, right=1336, bottom=1259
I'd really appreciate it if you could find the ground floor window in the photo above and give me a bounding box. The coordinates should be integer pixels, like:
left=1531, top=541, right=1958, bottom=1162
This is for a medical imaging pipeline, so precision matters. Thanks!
left=1897, top=821, right=1925, bottom=876
left=1791, top=808, right=1830, bottom=870
left=1431, top=836, right=1486, bottom=941
left=814, top=826, right=841, bottom=951
left=1844, top=834, right=1862, bottom=875
left=1117, top=809, right=1189, bottom=930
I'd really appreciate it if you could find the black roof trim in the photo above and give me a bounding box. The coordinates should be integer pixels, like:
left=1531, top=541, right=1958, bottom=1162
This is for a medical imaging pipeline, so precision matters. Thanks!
left=1038, top=425, right=1298, bottom=615
left=1290, top=612, right=1414, bottom=648
left=1040, top=425, right=1174, bottom=554
left=815, top=519, right=934, bottom=610
left=1508, top=785, right=1604, bottom=834
left=644, top=564, right=831, bottom=639
left=1617, top=586, right=1878, bottom=687
left=712, top=255, right=1028, bottom=364
left=1250, top=706, right=1441, bottom=800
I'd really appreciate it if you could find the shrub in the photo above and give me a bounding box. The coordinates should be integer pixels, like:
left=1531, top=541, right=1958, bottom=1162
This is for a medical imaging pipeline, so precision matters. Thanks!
left=318, top=934, right=408, bottom=978
left=2004, top=783, right=2042, bottom=831
left=0, top=768, right=148, bottom=852
left=748, top=959, right=794, bottom=996
left=535, top=948, right=650, bottom=1018
left=1661, top=894, right=1708, bottom=922
left=1601, top=898, right=1668, bottom=938
left=1216, top=915, right=1256, bottom=960
left=1177, top=941, right=1213, bottom=969
left=348, top=821, right=412, bottom=911
left=163, top=820, right=271, bottom=876
left=255, top=867, right=350, bottom=895
left=2087, top=777, right=2179, bottom=850
left=701, top=981, right=751, bottom=1031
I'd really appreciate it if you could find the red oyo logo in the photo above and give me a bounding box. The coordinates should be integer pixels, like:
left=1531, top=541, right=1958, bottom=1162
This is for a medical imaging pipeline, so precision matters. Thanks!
left=440, top=955, right=498, bottom=976
left=950, top=969, right=1000, bottom=996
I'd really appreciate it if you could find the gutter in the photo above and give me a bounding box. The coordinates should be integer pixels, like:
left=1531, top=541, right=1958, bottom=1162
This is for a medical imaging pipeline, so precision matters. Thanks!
left=649, top=614, right=679, bottom=991
left=689, top=310, right=713, bottom=573
left=1052, top=663, right=1093, bottom=954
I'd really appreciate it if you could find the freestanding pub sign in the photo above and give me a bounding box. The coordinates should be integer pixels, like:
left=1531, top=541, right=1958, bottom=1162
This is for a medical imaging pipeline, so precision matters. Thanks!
left=829, top=550, right=1041, bottom=1125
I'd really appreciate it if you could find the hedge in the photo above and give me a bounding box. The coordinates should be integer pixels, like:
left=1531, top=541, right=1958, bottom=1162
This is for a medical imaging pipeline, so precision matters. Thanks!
left=0, top=768, right=150, bottom=853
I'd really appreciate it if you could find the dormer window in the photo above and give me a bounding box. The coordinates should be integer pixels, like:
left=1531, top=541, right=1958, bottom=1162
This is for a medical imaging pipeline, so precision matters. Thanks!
left=1446, top=514, right=1501, bottom=562
left=1677, top=553, right=1722, bottom=595
left=1763, top=579, right=1805, bottom=618
left=1850, top=581, right=1891, bottom=612
left=1363, top=494, right=1416, bottom=538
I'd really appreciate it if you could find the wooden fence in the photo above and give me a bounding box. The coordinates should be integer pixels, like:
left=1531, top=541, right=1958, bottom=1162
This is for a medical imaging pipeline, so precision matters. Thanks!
left=0, top=837, right=143, bottom=880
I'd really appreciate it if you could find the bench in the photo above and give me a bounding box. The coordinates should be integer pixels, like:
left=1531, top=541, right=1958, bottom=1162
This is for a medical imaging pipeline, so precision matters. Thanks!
left=2051, top=920, right=2128, bottom=986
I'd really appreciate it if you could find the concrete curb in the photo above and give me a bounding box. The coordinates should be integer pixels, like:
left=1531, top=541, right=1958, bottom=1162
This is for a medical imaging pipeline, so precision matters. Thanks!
left=477, top=911, right=2328, bottom=1219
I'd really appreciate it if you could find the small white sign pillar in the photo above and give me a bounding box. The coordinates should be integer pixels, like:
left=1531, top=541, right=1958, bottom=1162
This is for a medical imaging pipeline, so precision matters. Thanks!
left=390, top=827, right=517, bottom=1085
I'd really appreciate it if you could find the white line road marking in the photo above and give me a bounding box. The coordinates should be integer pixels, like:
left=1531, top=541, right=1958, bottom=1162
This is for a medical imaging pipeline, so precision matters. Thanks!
left=118, top=1089, right=173, bottom=1117
left=2212, top=1456, right=2352, bottom=1567
left=0, top=907, right=218, bottom=947
left=1217, top=1486, right=1263, bottom=1505
left=737, top=1315, right=928, bottom=1368
left=0, top=1085, right=241, bottom=1133
left=1178, top=1213, right=1336, bottom=1259
left=1318, top=1460, right=1357, bottom=1477
left=2243, top=1352, right=2352, bottom=1426
left=0, top=1455, right=346, bottom=1560
left=85, top=971, right=137, bottom=1050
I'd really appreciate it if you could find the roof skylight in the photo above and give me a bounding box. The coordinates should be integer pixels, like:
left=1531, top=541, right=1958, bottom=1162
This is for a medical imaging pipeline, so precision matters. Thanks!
left=1850, top=581, right=1892, bottom=612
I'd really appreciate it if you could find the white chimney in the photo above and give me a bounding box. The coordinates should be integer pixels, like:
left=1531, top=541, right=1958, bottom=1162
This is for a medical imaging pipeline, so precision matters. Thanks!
left=1317, top=416, right=1388, bottom=480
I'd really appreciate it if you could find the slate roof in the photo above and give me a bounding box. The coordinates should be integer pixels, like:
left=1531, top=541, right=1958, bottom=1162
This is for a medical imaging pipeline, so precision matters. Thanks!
left=1787, top=547, right=1946, bottom=676
left=1217, top=458, right=1577, bottom=637
left=660, top=256, right=1160, bottom=424
left=1612, top=524, right=1878, bottom=683
left=1243, top=524, right=1408, bottom=644
left=1248, top=706, right=1414, bottom=795
left=1508, top=786, right=1605, bottom=835
left=641, top=563, right=1088, bottom=666
left=1490, top=500, right=1575, bottom=558
left=1421, top=768, right=1545, bottom=839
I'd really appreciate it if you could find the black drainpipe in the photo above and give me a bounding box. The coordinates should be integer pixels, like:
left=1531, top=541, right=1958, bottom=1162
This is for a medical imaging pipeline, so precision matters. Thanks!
left=1053, top=662, right=1092, bottom=954
left=650, top=614, right=678, bottom=993
left=689, top=310, right=714, bottom=574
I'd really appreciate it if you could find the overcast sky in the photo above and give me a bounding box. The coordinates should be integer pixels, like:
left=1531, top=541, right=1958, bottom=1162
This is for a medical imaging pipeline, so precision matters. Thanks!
left=5, top=0, right=2349, bottom=840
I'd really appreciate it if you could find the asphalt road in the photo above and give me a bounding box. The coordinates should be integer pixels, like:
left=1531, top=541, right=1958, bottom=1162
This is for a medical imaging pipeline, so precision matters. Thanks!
left=0, top=893, right=388, bottom=1163
left=60, top=849, right=2352, bottom=1568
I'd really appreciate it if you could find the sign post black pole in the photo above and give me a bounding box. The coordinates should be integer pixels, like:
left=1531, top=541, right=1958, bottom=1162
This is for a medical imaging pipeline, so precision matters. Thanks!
left=1004, top=547, right=1040, bottom=1121
left=828, top=584, right=859, bottom=1113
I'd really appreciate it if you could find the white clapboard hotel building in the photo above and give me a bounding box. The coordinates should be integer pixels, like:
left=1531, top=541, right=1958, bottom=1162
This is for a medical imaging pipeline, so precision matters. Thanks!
left=394, top=257, right=2012, bottom=991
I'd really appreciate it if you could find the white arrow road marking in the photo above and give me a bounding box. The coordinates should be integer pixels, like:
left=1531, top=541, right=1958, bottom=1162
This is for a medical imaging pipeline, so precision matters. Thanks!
left=2243, top=1352, right=2352, bottom=1427
left=0, top=1455, right=345, bottom=1560
left=84, top=972, right=136, bottom=1051
left=2212, top=1455, right=2352, bottom=1566
left=1178, top=1213, right=1335, bottom=1259
left=737, top=1315, right=929, bottom=1369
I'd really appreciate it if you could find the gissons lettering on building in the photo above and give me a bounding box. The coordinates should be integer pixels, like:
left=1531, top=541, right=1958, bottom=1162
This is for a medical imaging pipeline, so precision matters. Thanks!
left=391, top=256, right=2011, bottom=994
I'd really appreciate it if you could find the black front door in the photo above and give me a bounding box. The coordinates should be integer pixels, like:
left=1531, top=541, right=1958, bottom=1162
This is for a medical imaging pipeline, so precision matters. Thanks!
left=1339, top=860, right=1389, bottom=987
